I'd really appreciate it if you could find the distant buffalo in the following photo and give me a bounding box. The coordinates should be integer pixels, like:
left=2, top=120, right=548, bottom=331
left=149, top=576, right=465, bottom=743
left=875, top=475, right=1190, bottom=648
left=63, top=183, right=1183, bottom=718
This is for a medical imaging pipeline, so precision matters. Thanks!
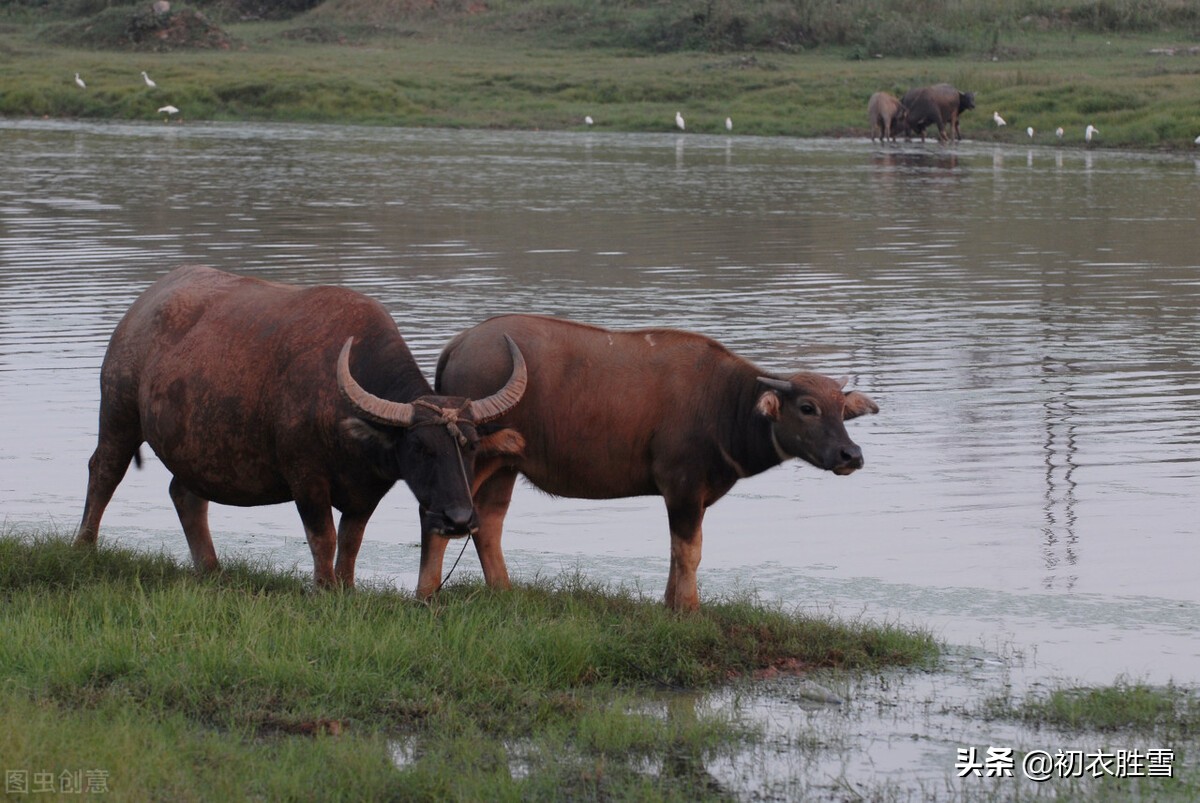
left=901, top=83, right=975, bottom=143
left=867, top=91, right=907, bottom=143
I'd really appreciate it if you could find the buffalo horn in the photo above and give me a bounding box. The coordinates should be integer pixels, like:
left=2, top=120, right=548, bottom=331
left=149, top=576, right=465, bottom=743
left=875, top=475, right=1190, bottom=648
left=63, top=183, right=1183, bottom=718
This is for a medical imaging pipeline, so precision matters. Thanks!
left=757, top=376, right=793, bottom=394
left=337, top=337, right=416, bottom=427
left=467, top=335, right=528, bottom=424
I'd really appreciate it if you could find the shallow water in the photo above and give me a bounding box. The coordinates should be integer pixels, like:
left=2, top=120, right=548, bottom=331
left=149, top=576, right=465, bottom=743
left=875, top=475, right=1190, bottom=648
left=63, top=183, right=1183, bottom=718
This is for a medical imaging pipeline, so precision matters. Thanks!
left=1, top=119, right=1197, bottom=794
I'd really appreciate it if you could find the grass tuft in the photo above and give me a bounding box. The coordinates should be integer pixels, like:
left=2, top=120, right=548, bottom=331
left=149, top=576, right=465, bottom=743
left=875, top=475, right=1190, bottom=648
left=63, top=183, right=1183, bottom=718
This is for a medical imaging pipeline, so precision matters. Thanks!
left=1000, top=679, right=1200, bottom=733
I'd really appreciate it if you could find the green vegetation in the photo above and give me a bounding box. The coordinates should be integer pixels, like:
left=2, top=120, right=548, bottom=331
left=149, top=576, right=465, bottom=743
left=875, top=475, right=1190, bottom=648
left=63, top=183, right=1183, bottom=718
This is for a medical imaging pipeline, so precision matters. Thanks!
left=979, top=680, right=1200, bottom=802
left=1, top=1, right=1199, bottom=147
left=994, top=678, right=1200, bottom=734
left=0, top=532, right=935, bottom=800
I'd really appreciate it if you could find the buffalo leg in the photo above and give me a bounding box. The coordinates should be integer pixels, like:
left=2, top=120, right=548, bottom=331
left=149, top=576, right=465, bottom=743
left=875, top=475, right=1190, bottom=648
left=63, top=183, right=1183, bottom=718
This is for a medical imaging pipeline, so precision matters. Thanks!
left=169, top=477, right=220, bottom=574
left=664, top=502, right=705, bottom=612
left=334, top=510, right=373, bottom=587
left=295, top=496, right=337, bottom=588
left=75, top=432, right=141, bottom=547
left=415, top=515, right=451, bottom=600
left=472, top=466, right=518, bottom=590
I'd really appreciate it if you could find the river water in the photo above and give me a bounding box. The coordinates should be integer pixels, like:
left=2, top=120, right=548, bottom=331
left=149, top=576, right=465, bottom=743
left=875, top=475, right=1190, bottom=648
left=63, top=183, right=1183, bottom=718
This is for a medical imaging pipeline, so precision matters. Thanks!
left=1, top=119, right=1197, bottom=797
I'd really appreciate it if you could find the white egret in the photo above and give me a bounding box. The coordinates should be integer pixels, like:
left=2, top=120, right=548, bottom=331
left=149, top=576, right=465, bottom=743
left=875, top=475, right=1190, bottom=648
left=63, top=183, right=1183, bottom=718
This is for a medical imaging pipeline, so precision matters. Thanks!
left=725, top=116, right=733, bottom=132
left=1026, top=126, right=1034, bottom=138
left=1193, top=134, right=1199, bottom=145
left=74, top=73, right=86, bottom=89
left=584, top=115, right=593, bottom=126
left=1085, top=124, right=1099, bottom=142
left=1055, top=126, right=1064, bottom=139
left=157, top=105, right=179, bottom=121
left=141, top=71, right=157, bottom=88
left=993, top=111, right=1007, bottom=126
left=675, top=111, right=685, bottom=131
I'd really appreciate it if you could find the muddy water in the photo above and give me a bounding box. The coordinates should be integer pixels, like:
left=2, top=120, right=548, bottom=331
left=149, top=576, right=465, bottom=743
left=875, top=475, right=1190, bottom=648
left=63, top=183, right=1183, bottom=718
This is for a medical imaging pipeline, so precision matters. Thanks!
left=2, top=120, right=1198, bottom=794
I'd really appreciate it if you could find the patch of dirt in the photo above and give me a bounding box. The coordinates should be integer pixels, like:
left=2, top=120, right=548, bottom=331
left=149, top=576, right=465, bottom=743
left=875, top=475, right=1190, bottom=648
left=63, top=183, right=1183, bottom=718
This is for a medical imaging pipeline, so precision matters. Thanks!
left=48, top=6, right=233, bottom=51
left=127, top=8, right=232, bottom=50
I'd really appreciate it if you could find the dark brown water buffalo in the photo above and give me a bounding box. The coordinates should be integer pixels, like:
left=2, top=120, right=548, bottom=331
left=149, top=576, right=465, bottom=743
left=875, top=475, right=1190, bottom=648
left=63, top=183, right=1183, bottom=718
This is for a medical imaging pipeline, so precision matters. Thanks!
left=428, top=314, right=879, bottom=611
left=867, top=91, right=907, bottom=143
left=901, top=83, right=975, bottom=143
left=75, top=265, right=527, bottom=587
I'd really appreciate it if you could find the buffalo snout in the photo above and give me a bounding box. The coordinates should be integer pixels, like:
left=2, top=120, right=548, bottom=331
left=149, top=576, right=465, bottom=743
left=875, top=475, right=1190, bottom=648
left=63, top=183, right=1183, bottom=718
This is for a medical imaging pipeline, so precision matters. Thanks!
left=425, top=505, right=479, bottom=537
left=832, top=442, right=864, bottom=475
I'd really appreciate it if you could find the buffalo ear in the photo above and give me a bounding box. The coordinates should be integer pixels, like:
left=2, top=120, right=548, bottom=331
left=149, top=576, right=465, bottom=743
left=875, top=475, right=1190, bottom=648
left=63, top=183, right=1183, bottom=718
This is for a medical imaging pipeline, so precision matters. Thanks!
left=843, top=391, right=879, bottom=420
left=478, top=427, right=526, bottom=459
left=754, top=391, right=782, bottom=421
left=340, top=416, right=391, bottom=446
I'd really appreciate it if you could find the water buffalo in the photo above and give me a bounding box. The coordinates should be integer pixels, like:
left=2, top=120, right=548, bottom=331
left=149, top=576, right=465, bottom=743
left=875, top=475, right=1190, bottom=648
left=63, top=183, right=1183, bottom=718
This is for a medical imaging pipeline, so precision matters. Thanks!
left=867, top=91, right=907, bottom=143
left=901, top=83, right=975, bottom=143
left=75, top=265, right=527, bottom=587
left=427, top=314, right=879, bottom=611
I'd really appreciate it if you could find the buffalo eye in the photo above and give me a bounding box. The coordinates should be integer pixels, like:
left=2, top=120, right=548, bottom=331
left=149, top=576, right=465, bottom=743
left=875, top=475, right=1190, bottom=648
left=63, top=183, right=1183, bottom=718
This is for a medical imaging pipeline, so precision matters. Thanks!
left=798, top=402, right=818, bottom=416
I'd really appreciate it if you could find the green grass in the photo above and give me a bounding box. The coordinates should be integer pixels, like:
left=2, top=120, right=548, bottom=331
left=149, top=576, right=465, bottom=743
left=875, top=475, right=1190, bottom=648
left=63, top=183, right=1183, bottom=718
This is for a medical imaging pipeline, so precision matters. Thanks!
left=976, top=680, right=1200, bottom=802
left=0, top=532, right=935, bottom=800
left=996, top=679, right=1200, bottom=734
left=1, top=5, right=1200, bottom=148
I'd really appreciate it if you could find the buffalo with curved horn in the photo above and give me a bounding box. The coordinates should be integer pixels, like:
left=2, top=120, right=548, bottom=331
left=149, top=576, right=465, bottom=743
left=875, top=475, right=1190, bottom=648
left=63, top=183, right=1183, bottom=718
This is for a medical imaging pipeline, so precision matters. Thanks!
left=430, top=314, right=878, bottom=611
left=76, top=265, right=527, bottom=587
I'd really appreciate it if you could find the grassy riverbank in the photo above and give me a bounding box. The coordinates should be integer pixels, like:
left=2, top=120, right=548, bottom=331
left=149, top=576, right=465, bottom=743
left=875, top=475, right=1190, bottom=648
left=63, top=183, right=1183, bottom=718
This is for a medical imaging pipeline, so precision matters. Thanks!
left=2, top=3, right=1199, bottom=148
left=0, top=533, right=935, bottom=800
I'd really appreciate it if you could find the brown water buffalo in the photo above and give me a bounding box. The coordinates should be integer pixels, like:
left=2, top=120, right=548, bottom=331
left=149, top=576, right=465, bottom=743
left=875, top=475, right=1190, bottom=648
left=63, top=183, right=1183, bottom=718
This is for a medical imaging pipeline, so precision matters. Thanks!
left=75, top=265, right=527, bottom=587
left=867, top=91, right=907, bottom=143
left=901, top=83, right=975, bottom=143
left=427, top=314, right=879, bottom=611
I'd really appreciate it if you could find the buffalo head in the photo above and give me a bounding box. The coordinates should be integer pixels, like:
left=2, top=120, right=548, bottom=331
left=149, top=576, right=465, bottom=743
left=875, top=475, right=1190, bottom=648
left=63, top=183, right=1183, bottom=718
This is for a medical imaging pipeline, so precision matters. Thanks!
left=755, top=373, right=878, bottom=476
left=337, top=334, right=527, bottom=537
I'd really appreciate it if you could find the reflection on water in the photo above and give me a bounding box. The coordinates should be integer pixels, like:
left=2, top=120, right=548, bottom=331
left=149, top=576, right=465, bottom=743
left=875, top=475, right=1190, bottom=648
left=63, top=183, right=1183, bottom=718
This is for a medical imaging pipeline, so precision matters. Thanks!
left=1, top=120, right=1198, bottom=787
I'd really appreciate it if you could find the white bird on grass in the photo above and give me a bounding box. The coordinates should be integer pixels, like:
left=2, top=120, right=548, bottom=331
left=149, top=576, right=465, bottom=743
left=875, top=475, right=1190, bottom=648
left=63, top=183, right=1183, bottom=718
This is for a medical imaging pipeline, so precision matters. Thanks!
left=725, top=116, right=733, bottom=132
left=1194, top=134, right=1200, bottom=145
left=74, top=73, right=86, bottom=89
left=157, top=105, right=179, bottom=121
left=1085, top=124, right=1099, bottom=142
left=141, top=71, right=157, bottom=88
left=1055, top=126, right=1064, bottom=139
left=1026, top=126, right=1034, bottom=138
left=993, top=111, right=1007, bottom=126
left=675, top=111, right=685, bottom=131
left=584, top=115, right=593, bottom=126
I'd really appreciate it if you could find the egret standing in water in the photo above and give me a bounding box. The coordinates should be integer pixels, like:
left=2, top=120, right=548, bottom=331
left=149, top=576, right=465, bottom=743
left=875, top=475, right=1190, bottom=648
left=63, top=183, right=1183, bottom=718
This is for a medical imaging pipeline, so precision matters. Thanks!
left=141, top=71, right=157, bottom=88
left=675, top=111, right=685, bottom=131
left=74, top=73, right=86, bottom=89
left=157, top=105, right=179, bottom=122
left=1085, top=124, right=1099, bottom=142
left=725, top=117, right=733, bottom=132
